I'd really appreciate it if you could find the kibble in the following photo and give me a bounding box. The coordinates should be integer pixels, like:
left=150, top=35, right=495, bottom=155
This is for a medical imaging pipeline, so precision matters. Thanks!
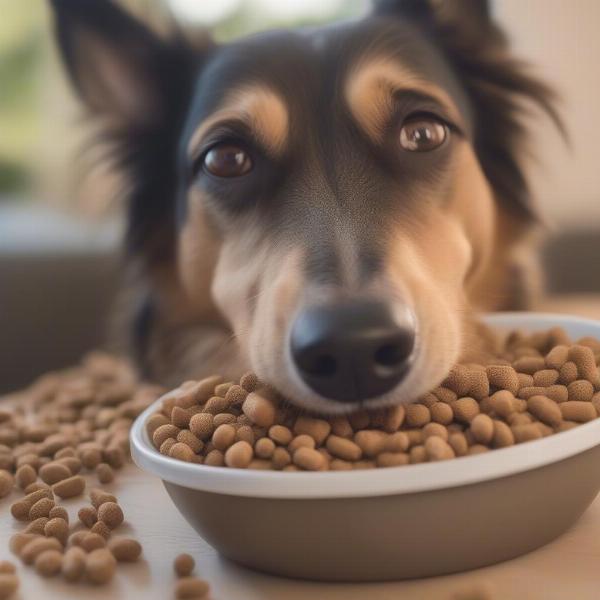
left=174, top=553, right=195, bottom=577
left=85, top=548, right=117, bottom=584
left=34, top=549, right=63, bottom=577
left=97, top=502, right=124, bottom=529
left=0, top=574, right=18, bottom=599
left=108, top=538, right=142, bottom=562
left=174, top=576, right=210, bottom=599
left=62, top=546, right=86, bottom=582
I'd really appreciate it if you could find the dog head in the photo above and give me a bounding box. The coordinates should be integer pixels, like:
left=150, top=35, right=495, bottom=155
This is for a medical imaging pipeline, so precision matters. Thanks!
left=50, top=0, right=560, bottom=413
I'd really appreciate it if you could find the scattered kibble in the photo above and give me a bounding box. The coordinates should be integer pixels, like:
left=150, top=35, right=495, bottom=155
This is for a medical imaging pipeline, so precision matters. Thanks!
left=174, top=553, right=195, bottom=577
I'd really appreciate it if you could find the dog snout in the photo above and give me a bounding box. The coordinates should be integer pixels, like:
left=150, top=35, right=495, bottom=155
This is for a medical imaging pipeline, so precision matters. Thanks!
left=289, top=300, right=416, bottom=403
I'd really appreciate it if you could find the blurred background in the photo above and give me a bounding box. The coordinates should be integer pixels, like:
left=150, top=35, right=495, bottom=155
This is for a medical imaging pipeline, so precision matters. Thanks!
left=1, top=0, right=599, bottom=391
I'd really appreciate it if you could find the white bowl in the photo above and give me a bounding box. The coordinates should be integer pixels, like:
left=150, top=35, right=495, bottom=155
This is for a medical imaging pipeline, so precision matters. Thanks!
left=131, top=313, right=600, bottom=581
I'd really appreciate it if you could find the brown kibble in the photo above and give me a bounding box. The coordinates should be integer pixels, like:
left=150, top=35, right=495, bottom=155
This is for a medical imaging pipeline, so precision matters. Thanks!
left=9, top=533, right=37, bottom=556
left=0, top=574, right=18, bottom=599
left=80, top=448, right=103, bottom=470
left=53, top=475, right=85, bottom=499
left=423, top=422, right=449, bottom=441
left=255, top=437, right=276, bottom=459
left=424, top=436, right=454, bottom=461
left=81, top=533, right=107, bottom=552
left=97, top=502, right=124, bottom=529
left=62, top=546, right=86, bottom=582
left=513, top=356, right=546, bottom=374
left=545, top=344, right=570, bottom=369
left=146, top=413, right=170, bottom=438
left=15, top=464, right=37, bottom=490
left=567, top=379, right=594, bottom=402
left=293, top=447, right=325, bottom=471
left=225, top=384, right=248, bottom=405
left=29, top=497, right=55, bottom=520
left=189, top=413, right=214, bottom=440
left=90, top=521, right=112, bottom=540
left=44, top=517, right=69, bottom=544
left=326, top=435, right=362, bottom=461
left=177, top=430, right=203, bottom=453
left=240, top=371, right=259, bottom=392
left=203, top=395, right=230, bottom=415
left=0, top=470, right=14, bottom=498
left=376, top=452, right=410, bottom=467
left=533, top=369, right=559, bottom=387
left=558, top=361, right=578, bottom=385
left=174, top=553, right=195, bottom=577
left=79, top=506, right=98, bottom=528
left=57, top=456, right=82, bottom=475
left=268, top=425, right=293, bottom=445
left=527, top=395, right=563, bottom=427
left=492, top=420, right=514, bottom=448
left=212, top=424, right=237, bottom=452
left=21, top=537, right=62, bottom=565
left=34, top=549, right=63, bottom=577
left=224, top=441, right=253, bottom=468
left=49, top=506, right=69, bottom=523
left=108, top=538, right=142, bottom=562
left=405, top=403, right=431, bottom=427
left=85, top=548, right=117, bottom=584
left=25, top=517, right=48, bottom=535
left=171, top=406, right=193, bottom=429
left=486, top=365, right=520, bottom=394
left=293, top=416, right=331, bottom=446
left=353, top=430, right=388, bottom=457
left=470, top=414, right=494, bottom=445
left=159, top=438, right=176, bottom=456
left=288, top=434, right=315, bottom=453
left=545, top=385, right=569, bottom=403
left=0, top=563, right=15, bottom=575
left=95, top=463, right=115, bottom=484
left=271, top=447, right=291, bottom=470
left=175, top=576, right=210, bottom=599
left=430, top=401, right=454, bottom=425
left=242, top=391, right=277, bottom=427
left=169, top=443, right=195, bottom=463
left=204, top=450, right=225, bottom=467
left=560, top=401, right=597, bottom=423
left=511, top=424, right=543, bottom=444
left=452, top=397, right=480, bottom=423
left=89, top=488, right=117, bottom=509
left=384, top=432, right=410, bottom=453
left=448, top=432, right=468, bottom=456
left=152, top=424, right=180, bottom=449
left=569, top=345, right=599, bottom=380
left=39, top=462, right=72, bottom=486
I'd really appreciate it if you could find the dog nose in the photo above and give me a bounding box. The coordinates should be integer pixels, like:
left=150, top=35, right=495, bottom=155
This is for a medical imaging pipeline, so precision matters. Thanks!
left=290, top=300, right=416, bottom=403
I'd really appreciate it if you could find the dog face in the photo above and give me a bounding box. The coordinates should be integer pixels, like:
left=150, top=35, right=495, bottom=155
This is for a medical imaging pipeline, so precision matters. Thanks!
left=51, top=0, right=560, bottom=413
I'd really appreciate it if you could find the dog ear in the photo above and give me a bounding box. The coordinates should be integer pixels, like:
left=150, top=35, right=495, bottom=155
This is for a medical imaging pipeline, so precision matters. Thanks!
left=49, top=0, right=200, bottom=125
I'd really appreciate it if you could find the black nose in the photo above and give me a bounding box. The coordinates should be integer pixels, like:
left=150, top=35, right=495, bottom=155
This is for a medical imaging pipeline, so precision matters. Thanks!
left=289, top=300, right=416, bottom=403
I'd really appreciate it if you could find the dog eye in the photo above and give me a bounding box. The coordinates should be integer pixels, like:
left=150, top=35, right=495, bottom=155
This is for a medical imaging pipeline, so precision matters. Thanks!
left=399, top=116, right=448, bottom=152
left=203, top=143, right=252, bottom=177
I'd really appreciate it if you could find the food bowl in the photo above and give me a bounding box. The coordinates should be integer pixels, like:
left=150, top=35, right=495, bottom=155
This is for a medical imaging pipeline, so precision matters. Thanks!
left=130, top=313, right=600, bottom=582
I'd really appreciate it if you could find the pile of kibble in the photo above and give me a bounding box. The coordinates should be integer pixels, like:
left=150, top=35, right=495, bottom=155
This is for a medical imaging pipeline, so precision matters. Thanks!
left=0, top=353, right=210, bottom=599
left=148, top=326, right=600, bottom=471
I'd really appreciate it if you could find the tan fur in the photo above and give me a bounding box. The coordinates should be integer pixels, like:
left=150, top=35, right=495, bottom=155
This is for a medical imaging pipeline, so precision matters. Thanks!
left=345, top=56, right=465, bottom=142
left=187, top=85, right=289, bottom=159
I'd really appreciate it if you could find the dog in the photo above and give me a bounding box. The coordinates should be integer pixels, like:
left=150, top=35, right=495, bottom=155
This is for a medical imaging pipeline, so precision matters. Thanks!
left=49, top=0, right=561, bottom=414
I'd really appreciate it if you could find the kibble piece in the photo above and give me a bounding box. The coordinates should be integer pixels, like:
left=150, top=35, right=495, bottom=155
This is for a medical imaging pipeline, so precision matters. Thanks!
left=189, top=413, right=214, bottom=441
left=405, top=404, right=431, bottom=427
left=326, top=435, right=362, bottom=461
left=68, top=531, right=88, bottom=548
left=85, top=548, right=117, bottom=585
left=330, top=459, right=353, bottom=470
left=171, top=406, right=193, bottom=429
left=569, top=345, right=599, bottom=380
left=175, top=576, right=210, bottom=599
left=57, top=457, right=82, bottom=475
left=81, top=533, right=107, bottom=552
left=89, top=489, right=117, bottom=509
left=29, top=497, right=55, bottom=520
left=527, top=395, right=563, bottom=427
left=212, top=425, right=237, bottom=452
left=268, top=425, right=293, bottom=446
left=288, top=434, right=316, bottom=453
left=21, top=537, right=62, bottom=565
left=242, top=392, right=277, bottom=428
left=492, top=420, right=515, bottom=448
left=95, top=463, right=115, bottom=484
left=62, top=546, right=86, bottom=582
left=425, top=436, right=454, bottom=461
left=0, top=575, right=19, bottom=599
left=108, top=538, right=142, bottom=562
left=224, top=441, right=253, bottom=468
left=384, top=432, right=410, bottom=453
left=15, top=464, right=37, bottom=490
left=48, top=506, right=69, bottom=523
left=533, top=369, right=559, bottom=387
left=452, top=397, right=480, bottom=423
left=448, top=432, right=468, bottom=456
left=169, top=443, right=195, bottom=463
left=44, top=518, right=69, bottom=544
left=511, top=424, right=543, bottom=444
left=567, top=380, right=594, bottom=402
left=176, top=430, right=203, bottom=454
left=53, top=475, right=85, bottom=499
left=25, top=517, right=48, bottom=535
left=0, top=470, right=14, bottom=498
left=468, top=444, right=489, bottom=455
left=517, top=386, right=547, bottom=400
left=240, top=371, right=259, bottom=392
left=174, top=553, right=195, bottom=577
left=9, top=533, right=37, bottom=556
left=90, top=521, right=112, bottom=540
left=271, top=447, right=291, bottom=470
left=560, top=401, right=597, bottom=423
left=293, top=416, right=331, bottom=446
left=546, top=344, right=569, bottom=369
left=79, top=506, right=98, bottom=528
left=430, top=402, right=454, bottom=425
left=146, top=413, right=170, bottom=438
left=354, top=430, right=388, bottom=457
left=559, top=361, right=579, bottom=385
left=204, top=450, right=225, bottom=467
left=513, top=356, right=546, bottom=374
left=470, top=414, right=494, bottom=445
left=97, top=502, right=124, bottom=530
left=376, top=452, right=410, bottom=467
left=293, top=447, right=325, bottom=471
left=225, top=384, right=247, bottom=406
left=34, top=549, right=63, bottom=577
left=545, top=385, right=569, bottom=403
left=422, top=422, right=448, bottom=441
left=152, top=424, right=180, bottom=449
left=39, top=462, right=71, bottom=486
left=159, top=438, right=176, bottom=456
left=80, top=448, right=103, bottom=470
left=0, top=563, right=14, bottom=576
left=486, top=365, right=520, bottom=394
left=254, top=437, right=276, bottom=459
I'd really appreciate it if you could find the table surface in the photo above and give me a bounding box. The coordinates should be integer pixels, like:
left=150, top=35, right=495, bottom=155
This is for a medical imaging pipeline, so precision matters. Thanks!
left=3, top=295, right=600, bottom=600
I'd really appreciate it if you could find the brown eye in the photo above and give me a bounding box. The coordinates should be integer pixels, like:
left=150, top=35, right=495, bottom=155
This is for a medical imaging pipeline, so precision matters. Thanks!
left=399, top=117, right=448, bottom=152
left=203, top=144, right=252, bottom=177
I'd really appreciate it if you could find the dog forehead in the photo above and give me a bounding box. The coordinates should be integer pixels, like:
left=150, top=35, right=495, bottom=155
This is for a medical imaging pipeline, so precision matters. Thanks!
left=185, top=17, right=471, bottom=133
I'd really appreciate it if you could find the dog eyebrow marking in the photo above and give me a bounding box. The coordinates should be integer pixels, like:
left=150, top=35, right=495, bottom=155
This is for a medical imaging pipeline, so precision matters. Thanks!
left=187, top=85, right=289, bottom=158
left=345, top=57, right=464, bottom=142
